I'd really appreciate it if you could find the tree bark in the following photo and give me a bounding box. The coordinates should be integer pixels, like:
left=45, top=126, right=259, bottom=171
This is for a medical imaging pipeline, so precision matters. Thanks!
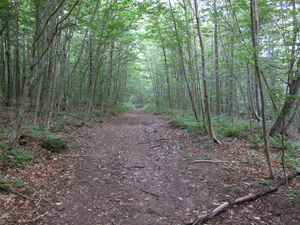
left=9, top=0, right=79, bottom=146
left=269, top=66, right=300, bottom=136
left=193, top=0, right=221, bottom=144
left=250, top=0, right=275, bottom=179
left=213, top=0, right=221, bottom=116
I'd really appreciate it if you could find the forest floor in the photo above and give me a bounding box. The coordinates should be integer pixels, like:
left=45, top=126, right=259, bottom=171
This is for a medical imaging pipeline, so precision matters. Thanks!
left=0, top=108, right=300, bottom=225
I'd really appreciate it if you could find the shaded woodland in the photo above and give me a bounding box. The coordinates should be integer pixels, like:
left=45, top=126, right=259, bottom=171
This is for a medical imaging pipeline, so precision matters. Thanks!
left=0, top=0, right=299, bottom=180
left=0, top=0, right=300, bottom=224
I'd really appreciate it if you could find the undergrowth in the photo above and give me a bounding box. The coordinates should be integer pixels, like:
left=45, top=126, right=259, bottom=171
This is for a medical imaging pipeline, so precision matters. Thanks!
left=0, top=142, right=37, bottom=168
left=165, top=110, right=202, bottom=132
left=269, top=135, right=300, bottom=170
left=0, top=172, right=25, bottom=191
left=214, top=115, right=250, bottom=138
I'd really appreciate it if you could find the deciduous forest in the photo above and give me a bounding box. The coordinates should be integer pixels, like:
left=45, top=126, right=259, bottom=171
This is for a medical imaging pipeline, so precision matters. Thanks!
left=0, top=0, right=299, bottom=224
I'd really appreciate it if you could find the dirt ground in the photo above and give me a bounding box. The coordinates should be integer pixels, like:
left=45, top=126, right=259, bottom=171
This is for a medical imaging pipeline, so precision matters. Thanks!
left=1, top=108, right=299, bottom=224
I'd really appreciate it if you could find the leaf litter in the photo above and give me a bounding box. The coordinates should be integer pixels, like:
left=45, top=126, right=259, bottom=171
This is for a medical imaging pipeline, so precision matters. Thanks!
left=0, top=108, right=299, bottom=224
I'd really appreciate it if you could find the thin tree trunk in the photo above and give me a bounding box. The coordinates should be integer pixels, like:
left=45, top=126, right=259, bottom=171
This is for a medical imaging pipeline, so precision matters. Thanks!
left=5, top=17, right=12, bottom=107
left=250, top=0, right=275, bottom=179
left=213, top=0, right=221, bottom=116
left=9, top=0, right=79, bottom=146
left=14, top=1, right=21, bottom=103
left=193, top=0, right=221, bottom=144
left=169, top=0, right=199, bottom=121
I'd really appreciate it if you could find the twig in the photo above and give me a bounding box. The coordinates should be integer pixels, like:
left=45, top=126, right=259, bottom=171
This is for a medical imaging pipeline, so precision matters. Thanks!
left=148, top=144, right=162, bottom=150
left=35, top=195, right=44, bottom=206
left=130, top=165, right=145, bottom=168
left=41, top=197, right=54, bottom=205
left=139, top=188, right=160, bottom=198
left=3, top=186, right=36, bottom=201
left=33, top=211, right=48, bottom=222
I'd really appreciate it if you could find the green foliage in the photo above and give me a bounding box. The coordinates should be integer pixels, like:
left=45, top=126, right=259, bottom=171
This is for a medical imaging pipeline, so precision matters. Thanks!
left=180, top=167, right=190, bottom=174
left=143, top=103, right=157, bottom=112
left=185, top=153, right=194, bottom=161
left=23, top=125, right=49, bottom=136
left=116, top=102, right=135, bottom=112
left=214, top=115, right=249, bottom=138
left=249, top=135, right=262, bottom=146
left=0, top=125, right=10, bottom=135
left=93, top=117, right=104, bottom=123
left=269, top=135, right=300, bottom=169
left=224, top=183, right=241, bottom=190
left=166, top=111, right=201, bottom=132
left=198, top=153, right=214, bottom=160
left=39, top=135, right=68, bottom=153
left=224, top=162, right=238, bottom=171
left=0, top=143, right=37, bottom=168
left=0, top=172, right=24, bottom=190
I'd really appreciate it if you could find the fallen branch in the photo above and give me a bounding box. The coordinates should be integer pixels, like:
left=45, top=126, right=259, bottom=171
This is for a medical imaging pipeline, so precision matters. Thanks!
left=1, top=186, right=54, bottom=205
left=1, top=186, right=36, bottom=201
left=186, top=171, right=300, bottom=225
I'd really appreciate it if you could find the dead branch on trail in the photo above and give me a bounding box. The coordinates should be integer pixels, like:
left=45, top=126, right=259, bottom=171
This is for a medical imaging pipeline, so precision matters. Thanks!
left=186, top=171, right=300, bottom=225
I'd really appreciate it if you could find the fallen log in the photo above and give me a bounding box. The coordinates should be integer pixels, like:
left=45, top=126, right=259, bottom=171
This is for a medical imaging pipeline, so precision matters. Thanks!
left=186, top=170, right=300, bottom=225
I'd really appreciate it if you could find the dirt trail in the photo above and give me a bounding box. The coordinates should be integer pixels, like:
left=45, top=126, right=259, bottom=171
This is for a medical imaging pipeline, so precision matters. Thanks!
left=46, top=108, right=211, bottom=224
left=42, top=108, right=300, bottom=225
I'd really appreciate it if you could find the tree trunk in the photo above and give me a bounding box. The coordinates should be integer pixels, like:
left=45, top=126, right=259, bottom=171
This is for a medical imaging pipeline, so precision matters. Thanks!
left=213, top=0, right=221, bottom=116
left=193, top=0, right=221, bottom=144
left=9, top=0, right=78, bottom=146
left=269, top=67, right=300, bottom=136
left=269, top=0, right=299, bottom=137
left=14, top=1, right=21, bottom=103
left=5, top=16, right=12, bottom=107
left=250, top=0, right=275, bottom=179
left=169, top=0, right=199, bottom=121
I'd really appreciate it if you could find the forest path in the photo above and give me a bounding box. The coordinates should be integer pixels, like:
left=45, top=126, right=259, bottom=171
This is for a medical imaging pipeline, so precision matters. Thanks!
left=46, top=108, right=212, bottom=224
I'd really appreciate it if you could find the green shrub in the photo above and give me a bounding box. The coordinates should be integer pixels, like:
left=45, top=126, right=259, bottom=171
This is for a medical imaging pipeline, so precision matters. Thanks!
left=166, top=110, right=201, bottom=132
left=0, top=126, right=11, bottom=137
left=143, top=103, right=157, bottom=112
left=39, top=135, right=68, bottom=153
left=115, top=102, right=135, bottom=112
left=270, top=135, right=300, bottom=169
left=214, top=115, right=249, bottom=138
left=0, top=143, right=37, bottom=167
left=23, top=125, right=49, bottom=136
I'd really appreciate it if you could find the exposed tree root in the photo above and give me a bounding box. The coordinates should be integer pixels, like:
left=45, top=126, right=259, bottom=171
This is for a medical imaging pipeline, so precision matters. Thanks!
left=186, top=171, right=300, bottom=225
